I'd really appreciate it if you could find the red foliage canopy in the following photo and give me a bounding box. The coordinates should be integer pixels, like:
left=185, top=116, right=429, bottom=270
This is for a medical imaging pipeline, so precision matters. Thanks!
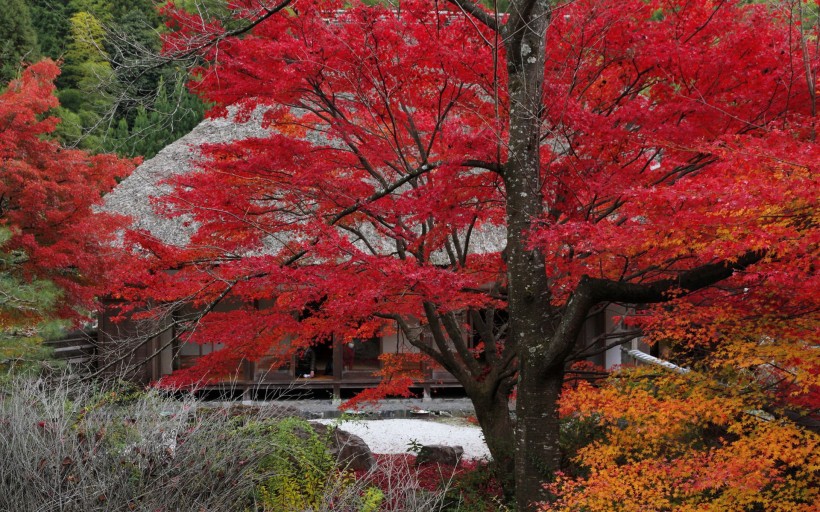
left=112, top=2, right=818, bottom=505
left=0, top=60, right=135, bottom=324
left=130, top=0, right=817, bottom=394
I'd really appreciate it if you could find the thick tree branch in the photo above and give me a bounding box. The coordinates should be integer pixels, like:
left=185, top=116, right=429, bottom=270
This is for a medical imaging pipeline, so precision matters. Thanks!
left=382, top=313, right=446, bottom=364
left=470, top=309, right=499, bottom=366
left=542, top=251, right=763, bottom=370
left=542, top=284, right=597, bottom=368
left=568, top=330, right=642, bottom=361
left=461, top=159, right=505, bottom=175
left=445, top=0, right=501, bottom=32
left=587, top=250, right=765, bottom=304
left=422, top=301, right=464, bottom=375
left=440, top=310, right=485, bottom=377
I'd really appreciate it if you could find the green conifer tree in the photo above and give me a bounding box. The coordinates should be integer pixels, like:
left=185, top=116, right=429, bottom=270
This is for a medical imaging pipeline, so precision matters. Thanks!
left=0, top=0, right=39, bottom=83
left=29, top=0, right=71, bottom=60
left=61, top=11, right=111, bottom=90
left=58, top=11, right=114, bottom=149
left=67, top=0, right=113, bottom=24
left=0, top=228, right=63, bottom=379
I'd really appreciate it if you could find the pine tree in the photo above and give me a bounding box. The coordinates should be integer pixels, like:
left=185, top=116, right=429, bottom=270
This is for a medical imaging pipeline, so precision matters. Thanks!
left=67, top=0, right=113, bottom=25
left=57, top=11, right=114, bottom=149
left=129, top=104, right=151, bottom=156
left=0, top=0, right=39, bottom=83
left=0, top=228, right=63, bottom=379
left=108, top=77, right=205, bottom=159
left=61, top=11, right=110, bottom=90
left=29, top=0, right=71, bottom=60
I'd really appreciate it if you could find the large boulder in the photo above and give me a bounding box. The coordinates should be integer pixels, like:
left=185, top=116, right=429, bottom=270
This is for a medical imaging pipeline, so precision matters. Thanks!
left=415, top=444, right=464, bottom=466
left=311, top=422, right=376, bottom=471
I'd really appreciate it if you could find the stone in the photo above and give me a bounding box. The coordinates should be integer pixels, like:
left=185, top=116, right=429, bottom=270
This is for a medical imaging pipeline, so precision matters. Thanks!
left=311, top=422, right=376, bottom=471
left=415, top=444, right=464, bottom=466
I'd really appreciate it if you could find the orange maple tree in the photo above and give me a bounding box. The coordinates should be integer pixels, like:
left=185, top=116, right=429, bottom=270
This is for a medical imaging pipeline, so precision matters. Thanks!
left=548, top=363, right=818, bottom=511
left=109, top=0, right=818, bottom=508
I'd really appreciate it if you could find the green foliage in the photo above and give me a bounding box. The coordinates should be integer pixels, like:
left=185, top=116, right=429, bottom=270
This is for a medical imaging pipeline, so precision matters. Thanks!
left=253, top=417, right=342, bottom=511
left=51, top=10, right=114, bottom=149
left=105, top=78, right=205, bottom=158
left=0, top=0, right=39, bottom=82
left=110, top=0, right=162, bottom=23
left=52, top=106, right=85, bottom=144
left=0, top=229, right=60, bottom=319
left=29, top=0, right=70, bottom=60
left=360, top=487, right=385, bottom=512
left=558, top=414, right=606, bottom=478
left=479, top=0, right=509, bottom=12
left=106, top=7, right=164, bottom=106
left=68, top=0, right=114, bottom=23
left=23, top=0, right=205, bottom=155
left=62, top=11, right=110, bottom=87
left=0, top=227, right=64, bottom=380
left=251, top=416, right=392, bottom=511
left=0, top=331, right=60, bottom=383
left=173, top=0, right=233, bottom=21
left=407, top=437, right=423, bottom=455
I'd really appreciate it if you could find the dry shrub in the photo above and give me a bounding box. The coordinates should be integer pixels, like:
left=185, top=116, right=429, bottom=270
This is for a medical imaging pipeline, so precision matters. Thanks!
left=0, top=376, right=452, bottom=511
left=0, top=376, right=280, bottom=510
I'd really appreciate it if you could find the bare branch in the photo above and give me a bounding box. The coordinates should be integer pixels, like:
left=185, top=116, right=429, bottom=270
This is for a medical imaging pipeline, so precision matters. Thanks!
left=166, top=0, right=294, bottom=62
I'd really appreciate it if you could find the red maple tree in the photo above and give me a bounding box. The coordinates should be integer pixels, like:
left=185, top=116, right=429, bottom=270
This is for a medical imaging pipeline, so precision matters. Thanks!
left=114, top=0, right=818, bottom=508
left=0, top=60, right=134, bottom=328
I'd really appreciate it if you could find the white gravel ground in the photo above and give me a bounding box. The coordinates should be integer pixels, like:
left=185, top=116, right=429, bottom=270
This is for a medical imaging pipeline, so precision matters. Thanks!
left=314, top=418, right=491, bottom=460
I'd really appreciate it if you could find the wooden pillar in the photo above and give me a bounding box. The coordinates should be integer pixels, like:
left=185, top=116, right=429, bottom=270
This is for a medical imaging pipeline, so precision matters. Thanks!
left=248, top=359, right=257, bottom=384
left=333, top=334, right=343, bottom=381
left=150, top=336, right=160, bottom=381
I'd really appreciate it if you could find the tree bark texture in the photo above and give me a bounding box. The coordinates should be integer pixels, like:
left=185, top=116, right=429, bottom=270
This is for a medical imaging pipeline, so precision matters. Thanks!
left=502, top=1, right=571, bottom=509
left=469, top=388, right=517, bottom=500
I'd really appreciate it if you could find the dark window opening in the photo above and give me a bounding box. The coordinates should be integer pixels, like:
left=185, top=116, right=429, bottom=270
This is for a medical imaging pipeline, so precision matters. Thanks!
left=343, top=336, right=380, bottom=371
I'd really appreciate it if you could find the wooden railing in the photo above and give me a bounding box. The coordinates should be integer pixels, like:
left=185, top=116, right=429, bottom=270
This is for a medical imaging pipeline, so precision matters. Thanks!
left=46, top=329, right=97, bottom=371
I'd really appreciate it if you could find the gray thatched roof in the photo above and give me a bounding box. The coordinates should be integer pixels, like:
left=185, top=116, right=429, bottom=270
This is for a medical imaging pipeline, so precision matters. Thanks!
left=102, top=110, right=271, bottom=247
left=102, top=111, right=506, bottom=259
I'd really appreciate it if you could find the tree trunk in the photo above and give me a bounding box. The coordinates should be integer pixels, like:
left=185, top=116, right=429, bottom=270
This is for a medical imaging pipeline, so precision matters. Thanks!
left=469, top=387, right=516, bottom=499
left=502, top=1, right=559, bottom=509
left=514, top=365, right=564, bottom=509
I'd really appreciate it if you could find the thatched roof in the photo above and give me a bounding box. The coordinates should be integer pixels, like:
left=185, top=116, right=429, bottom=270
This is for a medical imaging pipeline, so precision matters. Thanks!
left=102, top=111, right=506, bottom=259
left=102, top=110, right=270, bottom=247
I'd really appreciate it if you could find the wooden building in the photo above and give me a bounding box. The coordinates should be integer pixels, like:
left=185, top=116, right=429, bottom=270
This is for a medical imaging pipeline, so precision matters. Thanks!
left=97, top=109, right=631, bottom=399
left=95, top=298, right=630, bottom=400
left=96, top=303, right=467, bottom=399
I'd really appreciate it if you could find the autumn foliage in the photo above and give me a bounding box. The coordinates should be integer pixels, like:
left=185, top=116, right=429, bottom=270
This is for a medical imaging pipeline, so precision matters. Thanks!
left=138, top=0, right=818, bottom=385
left=548, top=366, right=819, bottom=511
left=107, top=0, right=820, bottom=507
left=0, top=60, right=134, bottom=329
